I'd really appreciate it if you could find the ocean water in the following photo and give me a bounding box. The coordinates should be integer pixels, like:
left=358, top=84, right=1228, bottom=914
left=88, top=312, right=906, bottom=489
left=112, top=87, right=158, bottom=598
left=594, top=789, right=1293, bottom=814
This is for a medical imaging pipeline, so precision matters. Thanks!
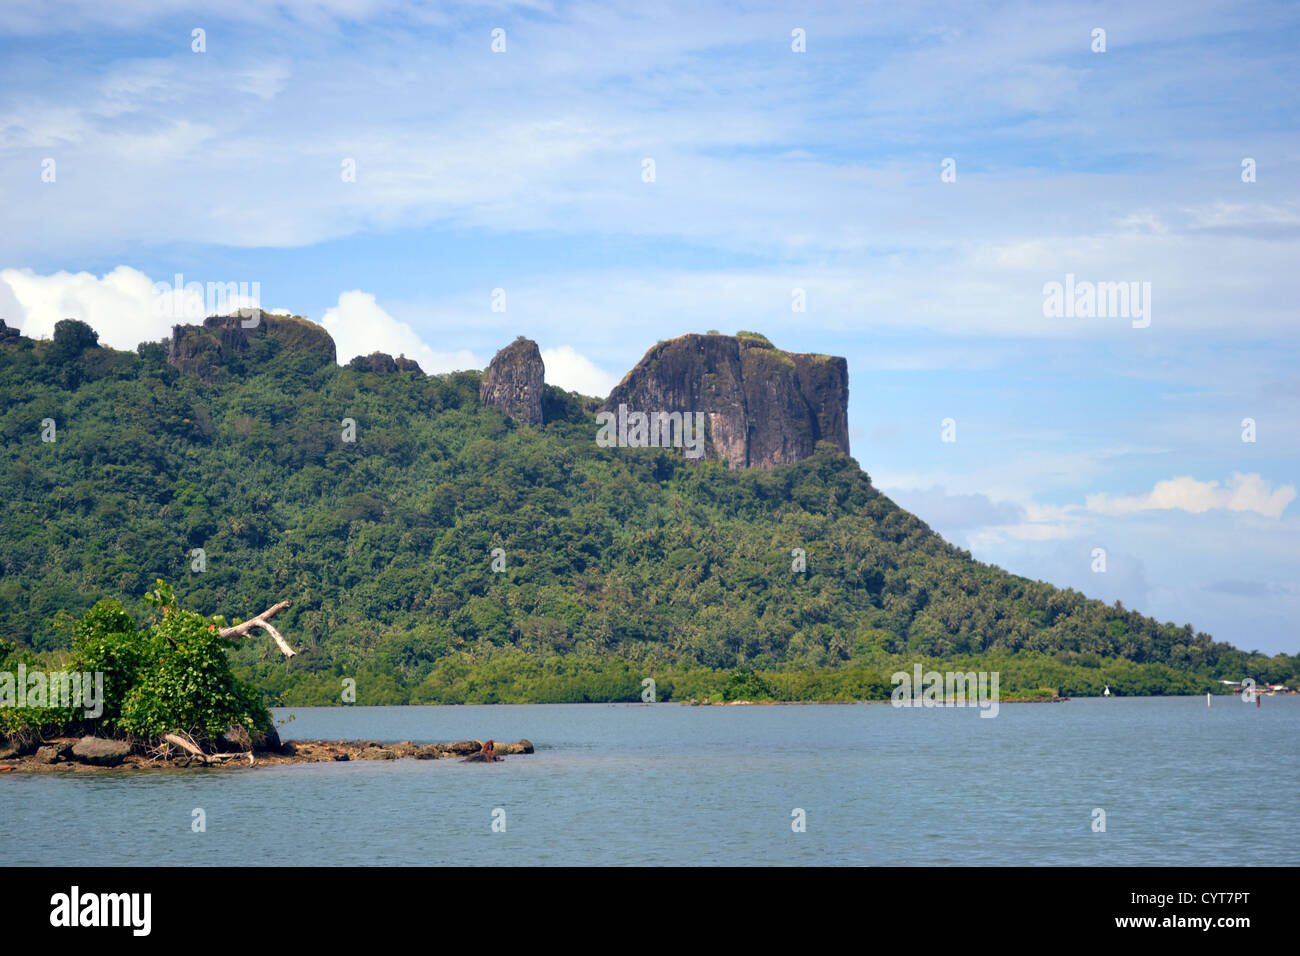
left=3, top=696, right=1296, bottom=865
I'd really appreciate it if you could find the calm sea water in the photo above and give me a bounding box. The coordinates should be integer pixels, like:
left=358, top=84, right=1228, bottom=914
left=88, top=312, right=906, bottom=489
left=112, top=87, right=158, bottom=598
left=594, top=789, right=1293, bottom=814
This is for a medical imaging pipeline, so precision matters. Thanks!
left=3, top=696, right=1296, bottom=865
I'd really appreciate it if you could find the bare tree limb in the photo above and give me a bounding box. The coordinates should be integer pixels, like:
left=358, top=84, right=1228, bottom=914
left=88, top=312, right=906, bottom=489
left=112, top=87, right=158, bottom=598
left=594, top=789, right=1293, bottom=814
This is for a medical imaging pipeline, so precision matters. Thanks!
left=164, top=732, right=211, bottom=763
left=220, top=601, right=296, bottom=658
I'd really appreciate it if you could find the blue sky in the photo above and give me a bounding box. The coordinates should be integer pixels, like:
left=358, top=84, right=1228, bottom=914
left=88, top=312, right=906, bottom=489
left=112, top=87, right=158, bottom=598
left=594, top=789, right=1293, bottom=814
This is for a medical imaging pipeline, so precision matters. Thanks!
left=0, top=0, right=1297, bottom=655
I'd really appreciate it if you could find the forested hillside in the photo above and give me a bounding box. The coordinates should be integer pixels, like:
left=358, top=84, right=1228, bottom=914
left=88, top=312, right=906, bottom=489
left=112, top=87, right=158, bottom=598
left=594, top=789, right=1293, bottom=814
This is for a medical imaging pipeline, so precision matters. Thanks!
left=1, top=317, right=1294, bottom=703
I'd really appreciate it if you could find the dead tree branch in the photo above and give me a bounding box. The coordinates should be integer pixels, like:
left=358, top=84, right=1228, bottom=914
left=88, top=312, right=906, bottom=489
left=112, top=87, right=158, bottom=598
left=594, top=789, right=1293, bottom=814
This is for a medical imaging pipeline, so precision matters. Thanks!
left=220, top=601, right=296, bottom=658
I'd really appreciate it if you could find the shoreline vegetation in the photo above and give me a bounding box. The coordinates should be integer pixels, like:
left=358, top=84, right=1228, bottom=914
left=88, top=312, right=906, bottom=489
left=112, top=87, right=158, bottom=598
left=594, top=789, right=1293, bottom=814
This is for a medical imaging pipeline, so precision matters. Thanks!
left=228, top=650, right=1282, bottom=706
left=3, top=584, right=1288, bottom=777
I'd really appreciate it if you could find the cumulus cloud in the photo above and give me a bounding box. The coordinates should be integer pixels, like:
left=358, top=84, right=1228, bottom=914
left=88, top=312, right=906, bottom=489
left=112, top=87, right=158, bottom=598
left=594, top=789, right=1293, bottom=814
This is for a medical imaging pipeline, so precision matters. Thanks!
left=0, top=265, right=260, bottom=349
left=540, top=345, right=617, bottom=397
left=1086, top=473, right=1296, bottom=519
left=319, top=290, right=478, bottom=372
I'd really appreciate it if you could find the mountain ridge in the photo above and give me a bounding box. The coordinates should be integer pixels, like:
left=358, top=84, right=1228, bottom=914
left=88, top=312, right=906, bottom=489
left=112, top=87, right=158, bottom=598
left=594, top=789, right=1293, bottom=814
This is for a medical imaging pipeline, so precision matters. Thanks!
left=0, top=312, right=1294, bottom=701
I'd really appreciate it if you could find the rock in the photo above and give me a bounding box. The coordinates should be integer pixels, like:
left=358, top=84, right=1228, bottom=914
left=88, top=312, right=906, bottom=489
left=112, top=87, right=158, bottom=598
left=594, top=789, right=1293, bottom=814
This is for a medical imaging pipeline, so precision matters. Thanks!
left=166, top=312, right=337, bottom=382
left=599, top=332, right=849, bottom=469
left=35, top=742, right=73, bottom=764
left=252, top=724, right=282, bottom=753
left=493, top=740, right=533, bottom=755
left=1, top=735, right=39, bottom=757
left=0, top=319, right=21, bottom=347
left=71, top=737, right=132, bottom=767
left=332, top=753, right=350, bottom=761
left=442, top=740, right=483, bottom=755
left=480, top=337, right=545, bottom=425
left=349, top=352, right=424, bottom=376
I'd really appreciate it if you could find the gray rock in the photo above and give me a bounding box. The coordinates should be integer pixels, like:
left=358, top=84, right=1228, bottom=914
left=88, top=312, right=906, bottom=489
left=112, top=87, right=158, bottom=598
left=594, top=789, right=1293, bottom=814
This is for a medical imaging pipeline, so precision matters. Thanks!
left=599, top=333, right=849, bottom=469
left=480, top=337, right=545, bottom=425
left=71, top=737, right=131, bottom=767
left=35, top=741, right=73, bottom=764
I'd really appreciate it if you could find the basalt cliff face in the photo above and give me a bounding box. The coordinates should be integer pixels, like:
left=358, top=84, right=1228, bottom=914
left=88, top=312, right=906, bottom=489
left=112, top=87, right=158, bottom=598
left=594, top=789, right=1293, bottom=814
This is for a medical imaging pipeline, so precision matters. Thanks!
left=154, top=318, right=847, bottom=469
left=599, top=333, right=849, bottom=469
left=479, top=336, right=545, bottom=425
left=167, top=312, right=336, bottom=382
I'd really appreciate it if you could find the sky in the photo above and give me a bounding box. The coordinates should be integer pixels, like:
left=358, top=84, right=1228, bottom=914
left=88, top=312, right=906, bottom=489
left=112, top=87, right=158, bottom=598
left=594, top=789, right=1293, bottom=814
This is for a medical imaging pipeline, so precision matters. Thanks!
left=0, top=0, right=1296, bottom=655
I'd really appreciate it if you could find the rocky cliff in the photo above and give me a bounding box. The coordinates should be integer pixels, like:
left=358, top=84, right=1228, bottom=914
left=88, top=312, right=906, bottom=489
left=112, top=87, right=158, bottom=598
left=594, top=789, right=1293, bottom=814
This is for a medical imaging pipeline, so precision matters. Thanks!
left=479, top=336, right=545, bottom=425
left=347, top=352, right=424, bottom=375
left=600, top=332, right=849, bottom=469
left=167, top=311, right=336, bottom=382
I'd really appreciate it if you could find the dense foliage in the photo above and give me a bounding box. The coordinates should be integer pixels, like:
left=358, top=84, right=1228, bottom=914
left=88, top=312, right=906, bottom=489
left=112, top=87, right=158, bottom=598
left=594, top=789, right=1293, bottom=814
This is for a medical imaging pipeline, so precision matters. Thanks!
left=1, top=581, right=272, bottom=743
left=0, top=320, right=1294, bottom=705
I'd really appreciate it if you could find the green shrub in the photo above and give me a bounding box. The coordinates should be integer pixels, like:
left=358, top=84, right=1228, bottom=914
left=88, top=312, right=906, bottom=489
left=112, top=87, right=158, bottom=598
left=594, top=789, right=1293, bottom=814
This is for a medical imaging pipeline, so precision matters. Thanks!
left=70, top=581, right=272, bottom=744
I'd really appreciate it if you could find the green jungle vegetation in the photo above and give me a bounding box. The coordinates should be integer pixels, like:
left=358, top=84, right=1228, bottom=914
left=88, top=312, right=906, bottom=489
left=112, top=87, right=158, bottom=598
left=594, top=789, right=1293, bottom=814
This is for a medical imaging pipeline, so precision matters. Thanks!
left=1, top=317, right=1295, bottom=711
left=1, top=581, right=274, bottom=747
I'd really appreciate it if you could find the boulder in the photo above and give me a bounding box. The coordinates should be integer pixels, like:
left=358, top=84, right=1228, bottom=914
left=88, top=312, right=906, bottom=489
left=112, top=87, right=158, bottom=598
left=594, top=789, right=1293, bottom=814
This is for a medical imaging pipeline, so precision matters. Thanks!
left=35, top=741, right=73, bottom=764
left=256, top=724, right=282, bottom=753
left=71, top=737, right=131, bottom=767
left=441, top=739, right=483, bottom=755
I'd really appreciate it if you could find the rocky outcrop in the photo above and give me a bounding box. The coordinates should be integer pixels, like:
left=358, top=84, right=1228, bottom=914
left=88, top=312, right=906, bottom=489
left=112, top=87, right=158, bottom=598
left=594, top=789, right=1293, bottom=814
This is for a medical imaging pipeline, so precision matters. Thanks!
left=348, top=352, right=424, bottom=375
left=0, top=738, right=538, bottom=772
left=0, top=319, right=22, bottom=346
left=480, top=336, right=545, bottom=425
left=600, top=332, right=849, bottom=469
left=167, top=311, right=336, bottom=382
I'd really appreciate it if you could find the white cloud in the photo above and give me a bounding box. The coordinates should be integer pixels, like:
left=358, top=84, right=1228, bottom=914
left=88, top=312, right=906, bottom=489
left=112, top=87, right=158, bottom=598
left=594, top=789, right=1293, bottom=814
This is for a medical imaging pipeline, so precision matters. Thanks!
left=0, top=265, right=253, bottom=348
left=540, top=345, right=616, bottom=397
left=233, top=63, right=291, bottom=100
left=319, top=290, right=478, bottom=372
left=1086, top=473, right=1296, bottom=520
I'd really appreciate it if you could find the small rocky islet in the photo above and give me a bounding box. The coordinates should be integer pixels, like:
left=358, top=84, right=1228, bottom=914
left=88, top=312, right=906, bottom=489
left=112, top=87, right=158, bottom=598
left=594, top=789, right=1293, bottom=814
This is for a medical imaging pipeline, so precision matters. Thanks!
left=0, top=735, right=534, bottom=774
